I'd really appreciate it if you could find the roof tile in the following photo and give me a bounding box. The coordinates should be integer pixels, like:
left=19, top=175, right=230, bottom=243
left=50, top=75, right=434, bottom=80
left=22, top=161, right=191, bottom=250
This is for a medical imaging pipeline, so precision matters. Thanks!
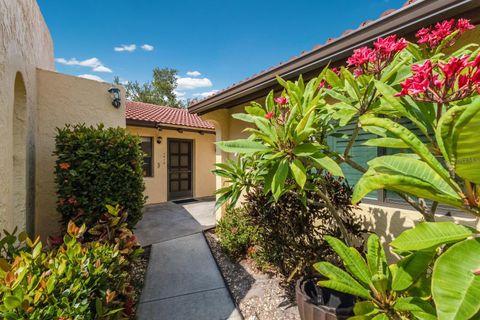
left=126, top=101, right=214, bottom=130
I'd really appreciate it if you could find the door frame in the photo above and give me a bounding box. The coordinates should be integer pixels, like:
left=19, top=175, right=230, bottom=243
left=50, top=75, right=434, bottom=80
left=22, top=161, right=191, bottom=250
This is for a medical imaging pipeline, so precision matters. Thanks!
left=167, top=138, right=194, bottom=201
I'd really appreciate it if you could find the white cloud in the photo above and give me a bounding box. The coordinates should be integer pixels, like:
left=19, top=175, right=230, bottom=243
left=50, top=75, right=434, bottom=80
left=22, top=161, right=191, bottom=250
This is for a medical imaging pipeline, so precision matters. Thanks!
left=114, top=44, right=137, bottom=52
left=193, top=90, right=219, bottom=98
left=141, top=44, right=154, bottom=51
left=176, top=77, right=212, bottom=90
left=174, top=90, right=186, bottom=98
left=78, top=74, right=105, bottom=82
left=186, top=71, right=201, bottom=77
left=55, top=57, right=112, bottom=73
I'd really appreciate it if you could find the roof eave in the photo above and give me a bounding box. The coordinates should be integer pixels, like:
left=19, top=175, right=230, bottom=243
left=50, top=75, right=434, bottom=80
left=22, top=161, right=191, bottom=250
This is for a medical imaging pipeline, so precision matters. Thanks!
left=189, top=0, right=480, bottom=115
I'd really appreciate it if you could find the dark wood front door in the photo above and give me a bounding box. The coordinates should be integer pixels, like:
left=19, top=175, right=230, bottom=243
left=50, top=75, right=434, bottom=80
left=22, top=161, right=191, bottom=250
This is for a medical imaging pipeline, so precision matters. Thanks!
left=168, top=139, right=193, bottom=200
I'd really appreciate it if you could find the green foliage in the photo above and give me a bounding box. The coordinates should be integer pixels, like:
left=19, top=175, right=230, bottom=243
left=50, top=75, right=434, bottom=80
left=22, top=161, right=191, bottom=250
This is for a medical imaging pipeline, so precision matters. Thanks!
left=124, top=67, right=186, bottom=108
left=54, top=124, right=146, bottom=229
left=216, top=207, right=258, bottom=260
left=244, top=174, right=364, bottom=281
left=315, top=234, right=436, bottom=319
left=0, top=223, right=133, bottom=319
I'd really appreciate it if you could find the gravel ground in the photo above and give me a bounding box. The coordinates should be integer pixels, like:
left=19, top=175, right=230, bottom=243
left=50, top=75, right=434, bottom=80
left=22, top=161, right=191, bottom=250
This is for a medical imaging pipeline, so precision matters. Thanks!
left=205, top=231, right=300, bottom=320
left=131, top=246, right=150, bottom=319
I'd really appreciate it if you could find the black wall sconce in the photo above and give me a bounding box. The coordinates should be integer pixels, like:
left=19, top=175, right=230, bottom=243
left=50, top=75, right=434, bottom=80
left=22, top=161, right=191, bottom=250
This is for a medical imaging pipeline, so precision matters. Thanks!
left=108, top=87, right=122, bottom=108
left=177, top=129, right=184, bottom=133
left=156, top=136, right=163, bottom=144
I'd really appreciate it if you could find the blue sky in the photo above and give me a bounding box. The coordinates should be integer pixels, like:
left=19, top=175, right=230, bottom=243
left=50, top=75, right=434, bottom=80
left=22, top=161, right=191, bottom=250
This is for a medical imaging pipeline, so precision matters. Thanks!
left=38, top=0, right=404, bottom=100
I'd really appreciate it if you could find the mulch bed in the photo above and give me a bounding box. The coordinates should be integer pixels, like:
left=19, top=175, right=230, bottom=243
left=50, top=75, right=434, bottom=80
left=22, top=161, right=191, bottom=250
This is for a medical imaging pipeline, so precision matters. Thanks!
left=205, top=230, right=300, bottom=320
left=130, top=245, right=150, bottom=319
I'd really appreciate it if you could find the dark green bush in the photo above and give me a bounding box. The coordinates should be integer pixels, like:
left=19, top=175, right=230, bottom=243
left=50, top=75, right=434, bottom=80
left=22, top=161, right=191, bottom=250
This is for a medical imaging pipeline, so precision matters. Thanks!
left=244, top=174, right=364, bottom=280
left=217, top=207, right=258, bottom=260
left=54, top=124, right=146, bottom=229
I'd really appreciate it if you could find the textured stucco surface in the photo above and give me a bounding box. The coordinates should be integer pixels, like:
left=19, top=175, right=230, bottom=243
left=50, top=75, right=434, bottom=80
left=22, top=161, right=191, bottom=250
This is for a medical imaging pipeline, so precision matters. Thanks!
left=36, top=69, right=126, bottom=238
left=126, top=126, right=216, bottom=204
left=0, top=0, right=54, bottom=233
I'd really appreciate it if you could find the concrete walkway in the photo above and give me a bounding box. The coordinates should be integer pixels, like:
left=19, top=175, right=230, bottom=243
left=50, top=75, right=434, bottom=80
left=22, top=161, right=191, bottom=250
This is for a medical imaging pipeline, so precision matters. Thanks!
left=135, top=200, right=242, bottom=320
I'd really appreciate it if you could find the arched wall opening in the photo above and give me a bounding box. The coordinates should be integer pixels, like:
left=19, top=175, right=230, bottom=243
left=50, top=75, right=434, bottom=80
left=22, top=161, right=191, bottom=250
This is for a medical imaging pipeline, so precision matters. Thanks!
left=13, top=72, right=29, bottom=233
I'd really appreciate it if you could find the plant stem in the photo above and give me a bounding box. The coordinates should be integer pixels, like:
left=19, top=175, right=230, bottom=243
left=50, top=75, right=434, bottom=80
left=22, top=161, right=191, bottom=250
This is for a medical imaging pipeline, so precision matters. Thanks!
left=316, top=187, right=352, bottom=246
left=344, top=122, right=361, bottom=158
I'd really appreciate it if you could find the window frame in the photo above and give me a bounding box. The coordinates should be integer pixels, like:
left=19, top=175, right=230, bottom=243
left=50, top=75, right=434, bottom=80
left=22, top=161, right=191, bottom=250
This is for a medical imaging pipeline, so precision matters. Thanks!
left=140, top=136, right=154, bottom=178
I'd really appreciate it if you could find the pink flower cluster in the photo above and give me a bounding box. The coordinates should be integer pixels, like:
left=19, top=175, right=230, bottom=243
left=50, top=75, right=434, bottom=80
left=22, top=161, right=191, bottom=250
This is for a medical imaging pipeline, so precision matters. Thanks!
left=416, top=19, right=475, bottom=50
left=396, top=55, right=480, bottom=103
left=347, top=35, right=407, bottom=77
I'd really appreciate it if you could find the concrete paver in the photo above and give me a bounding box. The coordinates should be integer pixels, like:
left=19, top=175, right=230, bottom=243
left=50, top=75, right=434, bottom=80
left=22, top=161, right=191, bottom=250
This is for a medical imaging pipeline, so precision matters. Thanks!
left=135, top=200, right=242, bottom=320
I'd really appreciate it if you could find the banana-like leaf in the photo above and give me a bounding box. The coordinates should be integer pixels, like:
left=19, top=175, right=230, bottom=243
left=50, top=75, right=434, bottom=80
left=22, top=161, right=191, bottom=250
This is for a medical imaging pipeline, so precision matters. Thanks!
left=432, top=238, right=480, bottom=320
left=309, top=154, right=344, bottom=177
left=271, top=158, right=289, bottom=200
left=450, top=97, right=480, bottom=184
left=244, top=105, right=266, bottom=117
left=231, top=112, right=256, bottom=123
left=314, top=261, right=372, bottom=299
left=290, top=159, right=307, bottom=188
left=374, top=81, right=429, bottom=137
left=366, top=155, right=459, bottom=198
left=325, top=236, right=372, bottom=287
left=216, top=139, right=269, bottom=154
left=360, top=117, right=451, bottom=183
left=363, top=138, right=409, bottom=148
left=366, top=234, right=387, bottom=277
left=352, top=171, right=464, bottom=208
left=393, top=297, right=436, bottom=320
left=392, top=251, right=435, bottom=291
left=390, top=222, right=474, bottom=251
left=292, top=143, right=324, bottom=157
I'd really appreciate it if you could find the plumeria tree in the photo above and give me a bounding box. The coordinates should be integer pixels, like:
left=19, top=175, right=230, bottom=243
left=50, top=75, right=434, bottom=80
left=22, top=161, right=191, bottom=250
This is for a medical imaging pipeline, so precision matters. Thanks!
left=315, top=18, right=480, bottom=319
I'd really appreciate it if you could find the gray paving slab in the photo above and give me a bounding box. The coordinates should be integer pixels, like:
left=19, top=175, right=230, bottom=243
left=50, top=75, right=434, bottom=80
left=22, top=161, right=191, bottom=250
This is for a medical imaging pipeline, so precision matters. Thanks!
left=137, top=287, right=242, bottom=320
left=140, top=233, right=226, bottom=302
left=135, top=202, right=209, bottom=246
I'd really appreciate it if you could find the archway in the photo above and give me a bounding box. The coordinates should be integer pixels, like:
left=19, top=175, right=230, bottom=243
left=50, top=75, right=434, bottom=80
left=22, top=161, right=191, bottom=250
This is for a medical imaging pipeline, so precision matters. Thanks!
left=13, top=72, right=29, bottom=233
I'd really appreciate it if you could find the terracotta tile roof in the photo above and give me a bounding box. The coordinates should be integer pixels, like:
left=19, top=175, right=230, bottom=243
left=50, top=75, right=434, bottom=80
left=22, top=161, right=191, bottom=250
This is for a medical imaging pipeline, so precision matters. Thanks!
left=189, top=0, right=420, bottom=108
left=126, top=101, right=215, bottom=130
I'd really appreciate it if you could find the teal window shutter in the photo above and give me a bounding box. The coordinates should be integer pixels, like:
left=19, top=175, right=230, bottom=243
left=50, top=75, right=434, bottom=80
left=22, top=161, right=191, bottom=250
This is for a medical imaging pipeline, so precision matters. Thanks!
left=328, top=124, right=378, bottom=200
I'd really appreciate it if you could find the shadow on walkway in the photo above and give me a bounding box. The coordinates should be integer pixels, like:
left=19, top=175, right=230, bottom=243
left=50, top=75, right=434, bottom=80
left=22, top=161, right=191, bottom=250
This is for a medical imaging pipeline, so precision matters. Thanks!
left=134, top=199, right=243, bottom=320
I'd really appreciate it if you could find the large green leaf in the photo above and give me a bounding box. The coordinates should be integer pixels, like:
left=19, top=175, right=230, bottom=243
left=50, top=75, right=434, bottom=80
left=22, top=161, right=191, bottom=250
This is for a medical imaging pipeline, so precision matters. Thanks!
left=432, top=238, right=480, bottom=320
left=390, top=222, right=474, bottom=251
left=309, top=154, right=344, bottom=177
left=290, top=159, right=307, bottom=188
left=216, top=139, right=269, bottom=154
left=360, top=117, right=451, bottom=183
left=366, top=155, right=459, bottom=198
left=450, top=97, right=480, bottom=184
left=366, top=234, right=387, bottom=276
left=393, top=297, right=436, bottom=320
left=392, top=250, right=435, bottom=291
left=325, top=236, right=372, bottom=287
left=363, top=137, right=409, bottom=148
left=314, top=262, right=372, bottom=299
left=271, top=159, right=289, bottom=200
left=352, top=171, right=464, bottom=208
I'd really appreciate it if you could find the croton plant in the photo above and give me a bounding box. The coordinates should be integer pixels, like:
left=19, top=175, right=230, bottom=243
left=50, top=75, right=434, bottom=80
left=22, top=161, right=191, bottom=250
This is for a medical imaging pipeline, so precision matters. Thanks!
left=215, top=18, right=480, bottom=319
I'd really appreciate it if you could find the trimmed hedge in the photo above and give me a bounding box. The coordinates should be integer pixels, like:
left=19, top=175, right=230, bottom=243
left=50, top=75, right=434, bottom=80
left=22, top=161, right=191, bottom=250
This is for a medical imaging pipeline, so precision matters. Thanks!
left=54, top=124, right=146, bottom=229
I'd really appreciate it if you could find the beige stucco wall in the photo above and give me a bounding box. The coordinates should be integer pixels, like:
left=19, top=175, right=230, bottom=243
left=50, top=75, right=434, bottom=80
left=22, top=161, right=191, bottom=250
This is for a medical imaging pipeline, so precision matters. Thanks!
left=126, top=126, right=216, bottom=204
left=0, top=0, right=54, bottom=233
left=35, top=69, right=126, bottom=238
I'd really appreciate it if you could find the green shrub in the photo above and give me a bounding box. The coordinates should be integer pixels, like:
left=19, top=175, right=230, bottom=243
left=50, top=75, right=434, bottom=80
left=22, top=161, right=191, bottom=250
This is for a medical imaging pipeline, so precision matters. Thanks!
left=245, top=174, right=364, bottom=280
left=217, top=207, right=258, bottom=260
left=0, top=224, right=132, bottom=319
left=54, top=124, right=146, bottom=229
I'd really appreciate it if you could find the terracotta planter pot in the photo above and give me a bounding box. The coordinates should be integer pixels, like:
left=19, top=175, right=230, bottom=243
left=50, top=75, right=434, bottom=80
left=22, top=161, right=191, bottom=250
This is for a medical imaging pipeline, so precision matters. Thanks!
left=296, top=277, right=355, bottom=320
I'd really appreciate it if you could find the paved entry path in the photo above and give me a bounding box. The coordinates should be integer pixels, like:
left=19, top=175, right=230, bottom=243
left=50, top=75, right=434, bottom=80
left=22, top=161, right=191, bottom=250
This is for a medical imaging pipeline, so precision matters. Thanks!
left=135, top=200, right=242, bottom=320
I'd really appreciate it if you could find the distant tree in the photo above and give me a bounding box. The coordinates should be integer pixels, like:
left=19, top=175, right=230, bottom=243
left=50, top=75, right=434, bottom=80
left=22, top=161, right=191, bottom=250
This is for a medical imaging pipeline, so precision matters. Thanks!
left=123, top=68, right=185, bottom=108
